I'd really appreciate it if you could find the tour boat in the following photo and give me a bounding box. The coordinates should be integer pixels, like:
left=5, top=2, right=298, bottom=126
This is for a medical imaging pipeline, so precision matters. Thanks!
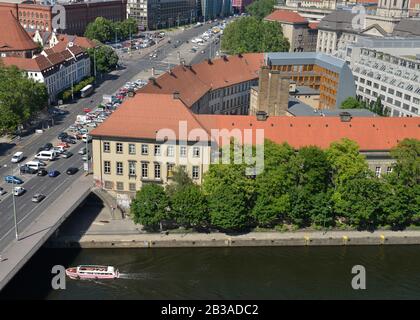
left=65, top=265, right=119, bottom=280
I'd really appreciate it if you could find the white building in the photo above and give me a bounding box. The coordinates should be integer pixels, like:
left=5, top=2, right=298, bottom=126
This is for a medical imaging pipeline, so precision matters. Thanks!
left=1, top=44, right=91, bottom=103
left=338, top=37, right=420, bottom=117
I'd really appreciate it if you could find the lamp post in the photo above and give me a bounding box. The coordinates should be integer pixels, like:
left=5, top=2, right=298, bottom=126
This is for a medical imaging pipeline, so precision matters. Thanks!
left=4, top=164, right=18, bottom=240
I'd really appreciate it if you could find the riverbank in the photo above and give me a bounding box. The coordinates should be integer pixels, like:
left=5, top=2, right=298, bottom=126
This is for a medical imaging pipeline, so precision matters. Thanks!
left=47, top=230, right=420, bottom=248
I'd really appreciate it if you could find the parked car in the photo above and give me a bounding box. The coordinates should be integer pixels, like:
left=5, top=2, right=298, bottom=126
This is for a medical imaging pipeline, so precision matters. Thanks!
left=48, top=170, right=60, bottom=177
left=57, top=142, right=70, bottom=149
left=83, top=108, right=92, bottom=113
left=11, top=151, right=24, bottom=163
left=37, top=168, right=48, bottom=176
left=37, top=143, right=53, bottom=153
left=58, top=132, right=68, bottom=140
left=78, top=147, right=87, bottom=155
left=82, top=154, right=91, bottom=161
left=32, top=193, right=46, bottom=203
left=0, top=187, right=6, bottom=195
left=20, top=165, right=37, bottom=175
left=66, top=167, right=78, bottom=175
left=13, top=186, right=25, bottom=196
left=4, top=175, right=23, bottom=184
left=62, top=151, right=73, bottom=159
left=62, top=137, right=76, bottom=144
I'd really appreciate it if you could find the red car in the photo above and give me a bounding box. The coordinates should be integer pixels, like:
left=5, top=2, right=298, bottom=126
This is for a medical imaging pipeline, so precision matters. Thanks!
left=83, top=108, right=92, bottom=113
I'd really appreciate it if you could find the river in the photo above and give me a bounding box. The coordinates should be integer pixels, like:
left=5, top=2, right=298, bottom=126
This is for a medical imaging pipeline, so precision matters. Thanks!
left=1, top=245, right=420, bottom=299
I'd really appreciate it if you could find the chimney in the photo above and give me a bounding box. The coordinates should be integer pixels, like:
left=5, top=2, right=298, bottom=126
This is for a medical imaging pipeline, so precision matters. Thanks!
left=173, top=91, right=180, bottom=100
left=149, top=77, right=157, bottom=85
left=222, top=55, right=228, bottom=61
left=339, top=111, right=352, bottom=122
left=256, top=111, right=268, bottom=121
left=207, top=58, right=212, bottom=64
left=238, top=53, right=243, bottom=58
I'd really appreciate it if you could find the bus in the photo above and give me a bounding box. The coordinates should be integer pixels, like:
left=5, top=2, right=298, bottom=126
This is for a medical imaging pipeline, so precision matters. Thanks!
left=80, top=84, right=94, bottom=98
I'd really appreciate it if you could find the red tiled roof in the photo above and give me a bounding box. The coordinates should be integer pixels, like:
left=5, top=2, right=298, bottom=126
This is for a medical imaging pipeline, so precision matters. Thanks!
left=308, top=22, right=319, bottom=30
left=139, top=53, right=264, bottom=107
left=50, top=35, right=96, bottom=53
left=90, top=93, right=210, bottom=141
left=264, top=10, right=308, bottom=24
left=0, top=10, right=38, bottom=52
left=0, top=56, right=40, bottom=71
left=91, top=93, right=420, bottom=152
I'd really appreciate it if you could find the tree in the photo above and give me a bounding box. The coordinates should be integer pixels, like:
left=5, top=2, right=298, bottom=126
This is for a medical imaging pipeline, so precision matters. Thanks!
left=84, top=17, right=114, bottom=43
left=389, top=138, right=420, bottom=187
left=373, top=97, right=384, bottom=116
left=221, top=17, right=289, bottom=54
left=0, top=65, right=48, bottom=135
left=131, top=184, right=169, bottom=231
left=88, top=45, right=119, bottom=74
left=246, top=0, right=276, bottom=20
left=165, top=166, right=193, bottom=198
left=170, top=184, right=209, bottom=228
left=341, top=97, right=361, bottom=109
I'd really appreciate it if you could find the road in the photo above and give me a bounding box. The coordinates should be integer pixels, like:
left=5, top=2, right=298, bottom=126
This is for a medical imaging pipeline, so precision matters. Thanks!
left=0, top=21, right=221, bottom=254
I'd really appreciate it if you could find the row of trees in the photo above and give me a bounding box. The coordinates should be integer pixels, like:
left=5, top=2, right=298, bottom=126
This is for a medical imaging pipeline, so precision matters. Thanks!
left=84, top=17, right=138, bottom=44
left=87, top=45, right=119, bottom=74
left=341, top=96, right=388, bottom=116
left=131, top=138, right=420, bottom=232
left=57, top=76, right=95, bottom=102
left=221, top=16, right=290, bottom=54
left=246, top=0, right=277, bottom=20
left=0, top=65, right=48, bottom=135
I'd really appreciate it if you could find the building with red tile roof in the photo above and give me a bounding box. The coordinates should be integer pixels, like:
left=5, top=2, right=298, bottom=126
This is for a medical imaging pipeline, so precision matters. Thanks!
left=90, top=92, right=420, bottom=193
left=0, top=10, right=38, bottom=58
left=1, top=44, right=91, bottom=103
left=264, top=9, right=318, bottom=52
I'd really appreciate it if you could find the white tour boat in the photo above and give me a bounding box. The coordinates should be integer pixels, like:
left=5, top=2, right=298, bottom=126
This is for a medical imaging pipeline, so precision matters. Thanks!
left=65, top=265, right=119, bottom=280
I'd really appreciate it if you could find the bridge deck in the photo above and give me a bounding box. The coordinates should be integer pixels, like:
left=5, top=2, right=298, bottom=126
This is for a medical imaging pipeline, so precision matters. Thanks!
left=0, top=175, right=92, bottom=291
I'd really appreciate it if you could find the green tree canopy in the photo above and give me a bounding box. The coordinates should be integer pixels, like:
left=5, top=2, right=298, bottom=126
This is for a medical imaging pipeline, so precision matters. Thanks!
left=85, top=17, right=139, bottom=43
left=170, top=184, right=209, bottom=228
left=88, top=45, right=119, bottom=74
left=221, top=17, right=289, bottom=54
left=0, top=65, right=48, bottom=135
left=165, top=166, right=194, bottom=198
left=341, top=97, right=361, bottom=109
left=389, top=138, right=420, bottom=187
left=131, top=184, right=169, bottom=231
left=246, top=0, right=276, bottom=20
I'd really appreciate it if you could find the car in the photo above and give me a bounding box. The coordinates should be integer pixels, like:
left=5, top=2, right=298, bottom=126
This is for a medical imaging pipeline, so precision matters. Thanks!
left=4, top=175, right=23, bottom=184
left=62, top=151, right=73, bottom=159
left=20, top=165, right=37, bottom=175
left=37, top=168, right=48, bottom=176
left=48, top=170, right=60, bottom=177
left=62, top=137, right=77, bottom=144
left=0, top=187, right=6, bottom=195
left=66, top=167, right=78, bottom=175
left=57, top=142, right=70, bottom=149
left=32, top=193, right=46, bottom=203
left=84, top=108, right=92, bottom=115
left=37, top=143, right=53, bottom=153
left=58, top=132, right=68, bottom=140
left=11, top=151, right=24, bottom=163
left=82, top=154, right=91, bottom=161
left=78, top=147, right=87, bottom=155
left=13, top=186, right=25, bottom=196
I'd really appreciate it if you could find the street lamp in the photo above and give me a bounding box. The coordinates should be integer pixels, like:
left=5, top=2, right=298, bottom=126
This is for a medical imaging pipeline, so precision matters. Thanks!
left=4, top=164, right=19, bottom=240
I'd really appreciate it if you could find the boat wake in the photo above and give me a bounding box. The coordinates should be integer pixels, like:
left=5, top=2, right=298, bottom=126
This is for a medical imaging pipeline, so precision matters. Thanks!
left=118, top=273, right=154, bottom=280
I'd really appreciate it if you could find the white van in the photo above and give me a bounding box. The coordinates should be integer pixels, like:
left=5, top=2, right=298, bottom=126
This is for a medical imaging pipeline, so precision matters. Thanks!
left=26, top=161, right=43, bottom=170
left=11, top=152, right=24, bottom=163
left=35, top=150, right=57, bottom=161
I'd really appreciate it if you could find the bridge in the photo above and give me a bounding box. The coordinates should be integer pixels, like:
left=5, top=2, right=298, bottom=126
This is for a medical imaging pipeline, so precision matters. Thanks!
left=0, top=174, right=93, bottom=291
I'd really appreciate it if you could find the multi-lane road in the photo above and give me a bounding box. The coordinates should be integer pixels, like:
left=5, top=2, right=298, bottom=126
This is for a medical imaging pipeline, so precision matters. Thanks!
left=0, top=21, right=222, bottom=253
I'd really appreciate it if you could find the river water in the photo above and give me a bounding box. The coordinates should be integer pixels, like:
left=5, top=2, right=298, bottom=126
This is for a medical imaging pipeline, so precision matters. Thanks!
left=1, top=245, right=420, bottom=299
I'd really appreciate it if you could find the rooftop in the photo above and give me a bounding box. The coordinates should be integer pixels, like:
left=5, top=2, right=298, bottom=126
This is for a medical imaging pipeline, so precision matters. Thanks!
left=0, top=10, right=38, bottom=53
left=264, top=9, right=308, bottom=24
left=91, top=93, right=420, bottom=151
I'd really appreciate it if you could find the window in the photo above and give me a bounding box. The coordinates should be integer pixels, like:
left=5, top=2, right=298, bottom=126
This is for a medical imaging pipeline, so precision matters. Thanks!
left=141, top=162, right=148, bottom=178
left=193, top=146, right=200, bottom=158
left=386, top=167, right=393, bottom=174
left=129, top=183, right=136, bottom=192
left=104, top=181, right=113, bottom=189
left=129, top=161, right=136, bottom=176
left=154, top=163, right=161, bottom=179
left=141, top=144, right=148, bottom=155
left=375, top=166, right=381, bottom=178
left=180, top=146, right=187, bottom=158
left=116, top=162, right=123, bottom=175
left=167, top=163, right=175, bottom=178
left=103, top=142, right=110, bottom=153
left=116, top=143, right=123, bottom=154
left=192, top=166, right=200, bottom=180
left=388, top=88, right=394, bottom=94
left=116, top=182, right=124, bottom=191
left=167, top=145, right=174, bottom=157
left=154, top=145, right=161, bottom=156
left=104, top=161, right=111, bottom=174
left=129, top=144, right=136, bottom=154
